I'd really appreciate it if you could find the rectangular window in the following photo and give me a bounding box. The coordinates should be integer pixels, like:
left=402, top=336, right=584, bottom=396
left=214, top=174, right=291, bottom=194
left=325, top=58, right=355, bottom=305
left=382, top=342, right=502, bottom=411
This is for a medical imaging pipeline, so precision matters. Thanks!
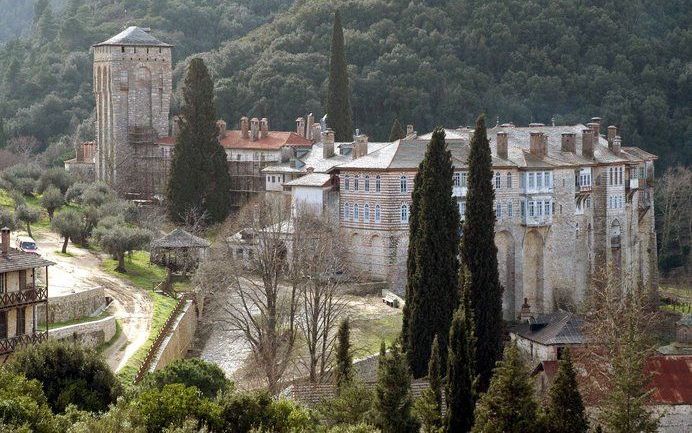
left=364, top=205, right=370, bottom=222
left=344, top=176, right=350, bottom=191
left=529, top=201, right=535, bottom=217
left=16, top=307, right=25, bottom=336
left=537, top=201, right=544, bottom=216
left=354, top=204, right=359, bottom=221
left=461, top=173, right=467, bottom=188
left=508, top=201, right=513, bottom=217
left=0, top=273, right=4, bottom=293
left=354, top=177, right=359, bottom=191
left=545, top=172, right=552, bottom=189
left=495, top=172, right=501, bottom=189
left=454, top=173, right=461, bottom=187
left=521, top=200, right=526, bottom=217
left=496, top=203, right=502, bottom=218
left=375, top=205, right=381, bottom=223
left=528, top=173, right=535, bottom=189
left=0, top=311, right=6, bottom=339
left=537, top=172, right=543, bottom=189
left=365, top=177, right=370, bottom=192
left=459, top=201, right=466, bottom=218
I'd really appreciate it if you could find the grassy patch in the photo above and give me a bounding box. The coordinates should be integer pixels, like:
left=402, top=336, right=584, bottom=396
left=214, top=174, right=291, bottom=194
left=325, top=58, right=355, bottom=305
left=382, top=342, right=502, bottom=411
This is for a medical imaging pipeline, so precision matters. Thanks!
left=350, top=313, right=403, bottom=359
left=117, top=292, right=178, bottom=383
left=38, top=311, right=111, bottom=331
left=53, top=250, right=75, bottom=258
left=659, top=285, right=691, bottom=315
left=103, top=251, right=168, bottom=291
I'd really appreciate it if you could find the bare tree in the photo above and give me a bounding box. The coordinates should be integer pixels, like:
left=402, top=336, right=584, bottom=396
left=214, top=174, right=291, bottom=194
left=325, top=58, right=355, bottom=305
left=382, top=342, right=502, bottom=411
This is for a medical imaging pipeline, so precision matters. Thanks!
left=196, top=195, right=298, bottom=394
left=581, top=267, right=660, bottom=433
left=7, top=135, right=40, bottom=160
left=655, top=166, right=691, bottom=276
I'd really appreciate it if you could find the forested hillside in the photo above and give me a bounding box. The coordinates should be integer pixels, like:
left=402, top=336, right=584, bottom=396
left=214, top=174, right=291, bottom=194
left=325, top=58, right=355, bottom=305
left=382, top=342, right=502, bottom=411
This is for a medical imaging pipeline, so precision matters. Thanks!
left=0, top=0, right=689, bottom=167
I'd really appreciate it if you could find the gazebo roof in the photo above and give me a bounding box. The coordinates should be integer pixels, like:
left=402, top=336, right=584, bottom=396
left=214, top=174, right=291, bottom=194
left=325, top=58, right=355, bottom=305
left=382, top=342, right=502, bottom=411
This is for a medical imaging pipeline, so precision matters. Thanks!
left=151, top=228, right=211, bottom=249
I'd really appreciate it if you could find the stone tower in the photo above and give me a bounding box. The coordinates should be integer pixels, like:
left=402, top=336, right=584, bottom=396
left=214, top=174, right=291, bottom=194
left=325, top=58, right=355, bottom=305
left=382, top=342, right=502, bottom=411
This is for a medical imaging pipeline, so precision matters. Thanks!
left=92, top=26, right=173, bottom=197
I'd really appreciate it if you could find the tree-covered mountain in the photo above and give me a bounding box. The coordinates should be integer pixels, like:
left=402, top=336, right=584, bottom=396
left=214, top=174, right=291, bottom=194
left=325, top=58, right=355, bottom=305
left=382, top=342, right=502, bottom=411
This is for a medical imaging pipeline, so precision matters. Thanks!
left=0, top=0, right=689, bottom=167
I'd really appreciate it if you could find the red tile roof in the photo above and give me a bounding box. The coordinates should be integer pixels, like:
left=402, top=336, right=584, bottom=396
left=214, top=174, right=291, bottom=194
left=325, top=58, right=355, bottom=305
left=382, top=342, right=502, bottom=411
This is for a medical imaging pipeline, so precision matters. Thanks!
left=156, top=131, right=312, bottom=150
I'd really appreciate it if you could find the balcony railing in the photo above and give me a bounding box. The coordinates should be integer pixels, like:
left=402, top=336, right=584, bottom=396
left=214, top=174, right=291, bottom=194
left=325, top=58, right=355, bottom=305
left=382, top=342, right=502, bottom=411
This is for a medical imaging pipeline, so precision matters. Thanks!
left=576, top=183, right=593, bottom=193
left=522, top=214, right=552, bottom=227
left=0, top=331, right=48, bottom=355
left=0, top=286, right=48, bottom=310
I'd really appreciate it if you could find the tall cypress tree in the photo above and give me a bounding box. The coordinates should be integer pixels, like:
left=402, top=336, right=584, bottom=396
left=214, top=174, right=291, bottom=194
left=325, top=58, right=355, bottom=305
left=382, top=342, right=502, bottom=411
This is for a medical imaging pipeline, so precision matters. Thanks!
left=414, top=336, right=443, bottom=433
left=334, top=318, right=352, bottom=390
left=471, top=343, right=539, bottom=433
left=389, top=118, right=405, bottom=141
left=543, top=349, right=589, bottom=433
left=445, top=276, right=477, bottom=433
left=326, top=10, right=353, bottom=142
left=167, top=58, right=230, bottom=224
left=460, top=114, right=503, bottom=392
left=374, top=342, right=420, bottom=433
left=404, top=127, right=460, bottom=378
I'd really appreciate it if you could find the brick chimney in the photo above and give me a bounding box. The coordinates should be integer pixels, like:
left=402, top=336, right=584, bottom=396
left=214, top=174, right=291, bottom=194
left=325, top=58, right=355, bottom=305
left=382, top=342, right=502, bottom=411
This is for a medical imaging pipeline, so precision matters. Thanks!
left=260, top=118, right=269, bottom=139
left=611, top=135, right=622, bottom=155
left=561, top=132, right=576, bottom=153
left=250, top=117, right=259, bottom=141
left=240, top=116, right=249, bottom=139
left=353, top=133, right=368, bottom=159
left=311, top=123, right=322, bottom=144
left=607, top=125, right=618, bottom=145
left=529, top=132, right=546, bottom=158
left=216, top=120, right=227, bottom=138
left=496, top=132, right=508, bottom=159
left=306, top=113, right=314, bottom=140
left=406, top=124, right=414, bottom=136
left=590, top=117, right=602, bottom=135
left=296, top=117, right=305, bottom=137
left=322, top=129, right=335, bottom=159
left=582, top=128, right=594, bottom=158
left=1, top=227, right=9, bottom=256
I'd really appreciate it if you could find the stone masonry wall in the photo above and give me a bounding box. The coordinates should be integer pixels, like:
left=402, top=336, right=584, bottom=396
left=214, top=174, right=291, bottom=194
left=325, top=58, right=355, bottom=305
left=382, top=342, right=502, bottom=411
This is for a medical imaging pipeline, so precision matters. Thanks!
left=48, top=315, right=116, bottom=349
left=149, top=300, right=197, bottom=373
left=37, top=287, right=106, bottom=325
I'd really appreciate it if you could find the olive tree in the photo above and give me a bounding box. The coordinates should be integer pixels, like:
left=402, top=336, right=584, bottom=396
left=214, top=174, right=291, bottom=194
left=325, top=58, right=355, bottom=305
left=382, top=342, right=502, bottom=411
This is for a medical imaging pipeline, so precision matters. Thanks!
left=93, top=216, right=151, bottom=272
left=51, top=208, right=83, bottom=253
left=40, top=185, right=64, bottom=220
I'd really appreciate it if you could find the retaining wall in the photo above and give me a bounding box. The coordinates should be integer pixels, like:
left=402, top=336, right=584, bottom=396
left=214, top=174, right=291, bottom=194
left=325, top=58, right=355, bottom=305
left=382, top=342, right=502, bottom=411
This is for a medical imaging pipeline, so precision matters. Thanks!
left=149, top=300, right=197, bottom=373
left=48, top=315, right=116, bottom=348
left=38, top=287, right=106, bottom=325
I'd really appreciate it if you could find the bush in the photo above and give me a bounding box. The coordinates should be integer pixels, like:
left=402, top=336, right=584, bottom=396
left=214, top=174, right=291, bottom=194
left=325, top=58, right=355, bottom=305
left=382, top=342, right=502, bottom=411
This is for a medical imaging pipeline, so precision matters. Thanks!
left=1, top=164, right=41, bottom=195
left=141, top=358, right=232, bottom=399
left=7, top=339, right=122, bottom=413
left=0, top=208, right=17, bottom=230
left=0, top=369, right=58, bottom=433
left=81, top=182, right=115, bottom=207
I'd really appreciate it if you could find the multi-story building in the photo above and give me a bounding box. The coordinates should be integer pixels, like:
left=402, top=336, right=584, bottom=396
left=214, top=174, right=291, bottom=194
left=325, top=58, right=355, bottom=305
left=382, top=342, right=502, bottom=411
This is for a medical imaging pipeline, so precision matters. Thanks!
left=335, top=118, right=657, bottom=319
left=0, top=227, right=53, bottom=360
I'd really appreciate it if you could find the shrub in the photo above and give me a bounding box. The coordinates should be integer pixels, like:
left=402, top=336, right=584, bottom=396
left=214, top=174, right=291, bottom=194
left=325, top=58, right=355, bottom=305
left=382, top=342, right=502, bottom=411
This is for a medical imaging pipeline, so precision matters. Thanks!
left=37, top=167, right=74, bottom=194
left=141, top=358, right=231, bottom=399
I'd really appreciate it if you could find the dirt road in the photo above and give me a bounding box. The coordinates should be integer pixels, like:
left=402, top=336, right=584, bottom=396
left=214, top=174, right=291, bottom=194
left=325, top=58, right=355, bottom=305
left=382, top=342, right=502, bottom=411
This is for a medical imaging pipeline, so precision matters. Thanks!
left=32, top=229, right=153, bottom=371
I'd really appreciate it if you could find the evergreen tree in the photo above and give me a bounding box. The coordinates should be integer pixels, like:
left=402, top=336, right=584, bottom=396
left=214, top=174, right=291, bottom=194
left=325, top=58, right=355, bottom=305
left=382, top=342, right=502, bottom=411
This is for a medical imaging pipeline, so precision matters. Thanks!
left=0, top=117, right=7, bottom=148
left=325, top=10, right=353, bottom=142
left=404, top=127, right=460, bottom=378
left=428, top=336, right=442, bottom=414
left=374, top=341, right=419, bottom=433
left=389, top=118, right=405, bottom=141
left=445, top=279, right=477, bottom=433
left=335, top=318, right=353, bottom=390
left=167, top=58, right=231, bottom=224
left=401, top=169, right=422, bottom=353
left=471, top=343, right=539, bottom=433
left=543, top=349, right=589, bottom=433
left=460, top=114, right=503, bottom=392
left=414, top=335, right=443, bottom=433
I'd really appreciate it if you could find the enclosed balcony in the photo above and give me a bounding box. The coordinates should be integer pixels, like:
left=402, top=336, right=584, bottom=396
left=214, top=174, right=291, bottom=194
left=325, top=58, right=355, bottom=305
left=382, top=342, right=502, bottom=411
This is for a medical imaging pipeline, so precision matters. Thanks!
left=0, top=285, right=48, bottom=310
left=0, top=331, right=48, bottom=356
left=452, top=186, right=468, bottom=197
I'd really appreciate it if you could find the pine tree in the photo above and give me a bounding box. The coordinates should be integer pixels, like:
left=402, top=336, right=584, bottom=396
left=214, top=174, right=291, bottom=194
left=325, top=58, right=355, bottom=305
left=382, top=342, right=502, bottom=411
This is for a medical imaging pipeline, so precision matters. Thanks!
left=445, top=278, right=477, bottom=433
left=471, top=343, right=539, bottom=433
left=543, top=349, right=589, bottom=433
left=326, top=10, right=353, bottom=142
left=389, top=118, right=405, bottom=141
left=460, top=114, right=503, bottom=392
left=335, top=318, right=352, bottom=390
left=404, top=127, right=460, bottom=378
left=167, top=58, right=230, bottom=224
left=374, top=341, right=420, bottom=433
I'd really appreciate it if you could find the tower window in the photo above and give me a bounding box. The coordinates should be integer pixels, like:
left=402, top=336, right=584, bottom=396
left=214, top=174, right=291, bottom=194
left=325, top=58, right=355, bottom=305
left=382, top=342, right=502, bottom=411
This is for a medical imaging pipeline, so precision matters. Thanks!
left=121, top=46, right=125, bottom=53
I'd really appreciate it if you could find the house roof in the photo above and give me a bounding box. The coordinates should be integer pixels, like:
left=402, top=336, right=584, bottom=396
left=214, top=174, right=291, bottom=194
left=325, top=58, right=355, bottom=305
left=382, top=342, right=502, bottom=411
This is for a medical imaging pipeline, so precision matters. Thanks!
left=0, top=248, right=54, bottom=274
left=150, top=228, right=210, bottom=249
left=283, top=173, right=331, bottom=187
left=156, top=131, right=312, bottom=151
left=511, top=311, right=586, bottom=346
left=94, top=26, right=172, bottom=47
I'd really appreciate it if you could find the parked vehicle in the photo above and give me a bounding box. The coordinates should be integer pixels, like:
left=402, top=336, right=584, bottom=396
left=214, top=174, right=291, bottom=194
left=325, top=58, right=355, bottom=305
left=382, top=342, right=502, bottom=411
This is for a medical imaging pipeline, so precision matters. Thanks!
left=15, top=236, right=38, bottom=254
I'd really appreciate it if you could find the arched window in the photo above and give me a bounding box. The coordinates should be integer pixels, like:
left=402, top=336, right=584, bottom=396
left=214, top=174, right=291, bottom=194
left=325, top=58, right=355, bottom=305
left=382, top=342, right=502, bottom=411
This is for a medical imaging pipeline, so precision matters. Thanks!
left=344, top=203, right=351, bottom=220
left=354, top=204, right=360, bottom=221
left=344, top=175, right=350, bottom=191
left=375, top=205, right=381, bottom=222
left=364, top=175, right=370, bottom=192
left=400, top=176, right=407, bottom=193
left=495, top=172, right=501, bottom=189
left=364, top=204, right=370, bottom=221
left=354, top=175, right=360, bottom=191
left=375, top=175, right=381, bottom=192
left=506, top=172, right=512, bottom=188
left=496, top=203, right=502, bottom=219
left=400, top=204, right=409, bottom=222
left=508, top=201, right=513, bottom=217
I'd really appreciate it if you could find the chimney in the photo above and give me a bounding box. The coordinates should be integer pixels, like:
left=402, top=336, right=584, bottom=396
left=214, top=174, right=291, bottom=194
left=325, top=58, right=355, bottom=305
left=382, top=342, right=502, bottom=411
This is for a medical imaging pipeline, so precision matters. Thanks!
left=519, top=298, right=533, bottom=321
left=311, top=123, right=322, bottom=143
left=529, top=131, right=546, bottom=158
left=306, top=113, right=314, bottom=140
left=250, top=117, right=259, bottom=141
left=322, top=129, right=335, bottom=159
left=260, top=118, right=269, bottom=139
left=612, top=135, right=622, bottom=155
left=590, top=117, right=602, bottom=135
left=496, top=132, right=508, bottom=159
left=406, top=124, right=414, bottom=136
left=1, top=227, right=9, bottom=256
left=561, top=132, right=576, bottom=153
left=607, top=125, right=618, bottom=145
left=353, top=133, right=368, bottom=159
left=216, top=120, right=227, bottom=138
left=280, top=146, right=292, bottom=163
left=296, top=117, right=305, bottom=137
left=240, top=116, right=249, bottom=139
left=582, top=128, right=594, bottom=158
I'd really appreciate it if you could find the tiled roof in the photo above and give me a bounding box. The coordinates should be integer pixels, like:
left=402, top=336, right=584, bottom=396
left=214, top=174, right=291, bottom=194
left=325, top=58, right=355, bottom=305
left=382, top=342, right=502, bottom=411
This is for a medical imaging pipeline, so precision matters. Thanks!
left=284, top=173, right=331, bottom=187
left=94, top=26, right=172, bottom=47
left=0, top=248, right=54, bottom=273
left=511, top=311, right=585, bottom=346
left=156, top=131, right=312, bottom=151
left=151, top=228, right=210, bottom=249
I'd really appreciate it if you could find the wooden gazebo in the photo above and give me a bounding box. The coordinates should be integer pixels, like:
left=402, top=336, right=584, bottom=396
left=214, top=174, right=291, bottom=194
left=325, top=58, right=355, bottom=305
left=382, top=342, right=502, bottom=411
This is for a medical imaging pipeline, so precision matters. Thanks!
left=150, top=228, right=211, bottom=274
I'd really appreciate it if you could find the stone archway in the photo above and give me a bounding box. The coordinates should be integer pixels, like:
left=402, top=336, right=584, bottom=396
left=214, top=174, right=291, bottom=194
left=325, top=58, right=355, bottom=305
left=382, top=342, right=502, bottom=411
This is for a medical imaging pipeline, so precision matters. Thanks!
left=523, top=230, right=544, bottom=313
left=496, top=230, right=516, bottom=319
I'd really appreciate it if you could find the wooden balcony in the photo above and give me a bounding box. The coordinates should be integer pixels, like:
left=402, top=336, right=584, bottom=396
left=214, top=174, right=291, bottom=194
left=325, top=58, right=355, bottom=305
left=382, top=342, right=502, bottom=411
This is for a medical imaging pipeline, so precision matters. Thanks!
left=0, top=331, right=48, bottom=355
left=0, top=286, right=48, bottom=310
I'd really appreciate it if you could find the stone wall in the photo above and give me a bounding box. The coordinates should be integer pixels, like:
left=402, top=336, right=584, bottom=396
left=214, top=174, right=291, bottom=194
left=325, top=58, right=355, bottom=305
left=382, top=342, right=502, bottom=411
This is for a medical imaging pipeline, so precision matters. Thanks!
left=48, top=315, right=116, bottom=348
left=149, top=299, right=197, bottom=373
left=38, top=287, right=106, bottom=325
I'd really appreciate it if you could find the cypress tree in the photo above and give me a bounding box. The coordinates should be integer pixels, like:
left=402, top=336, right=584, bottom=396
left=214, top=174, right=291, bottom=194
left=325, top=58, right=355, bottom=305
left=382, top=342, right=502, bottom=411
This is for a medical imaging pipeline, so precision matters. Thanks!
left=460, top=114, right=503, bottom=392
left=445, top=277, right=477, bottom=433
left=404, top=127, right=460, bottom=378
left=543, top=349, right=589, bottom=433
left=471, top=343, right=539, bottom=433
left=167, top=58, right=230, bottom=224
left=401, top=169, right=422, bottom=353
left=414, top=335, right=444, bottom=432
left=0, top=118, right=7, bottom=148
left=428, top=336, right=442, bottom=415
left=374, top=342, right=419, bottom=433
left=389, top=118, right=405, bottom=141
left=326, top=10, right=353, bottom=142
left=334, top=318, right=352, bottom=390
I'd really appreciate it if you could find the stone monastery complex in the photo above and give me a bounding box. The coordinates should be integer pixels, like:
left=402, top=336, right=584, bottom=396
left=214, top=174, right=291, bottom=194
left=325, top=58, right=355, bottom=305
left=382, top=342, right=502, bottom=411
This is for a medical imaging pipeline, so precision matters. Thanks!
left=80, top=27, right=659, bottom=320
